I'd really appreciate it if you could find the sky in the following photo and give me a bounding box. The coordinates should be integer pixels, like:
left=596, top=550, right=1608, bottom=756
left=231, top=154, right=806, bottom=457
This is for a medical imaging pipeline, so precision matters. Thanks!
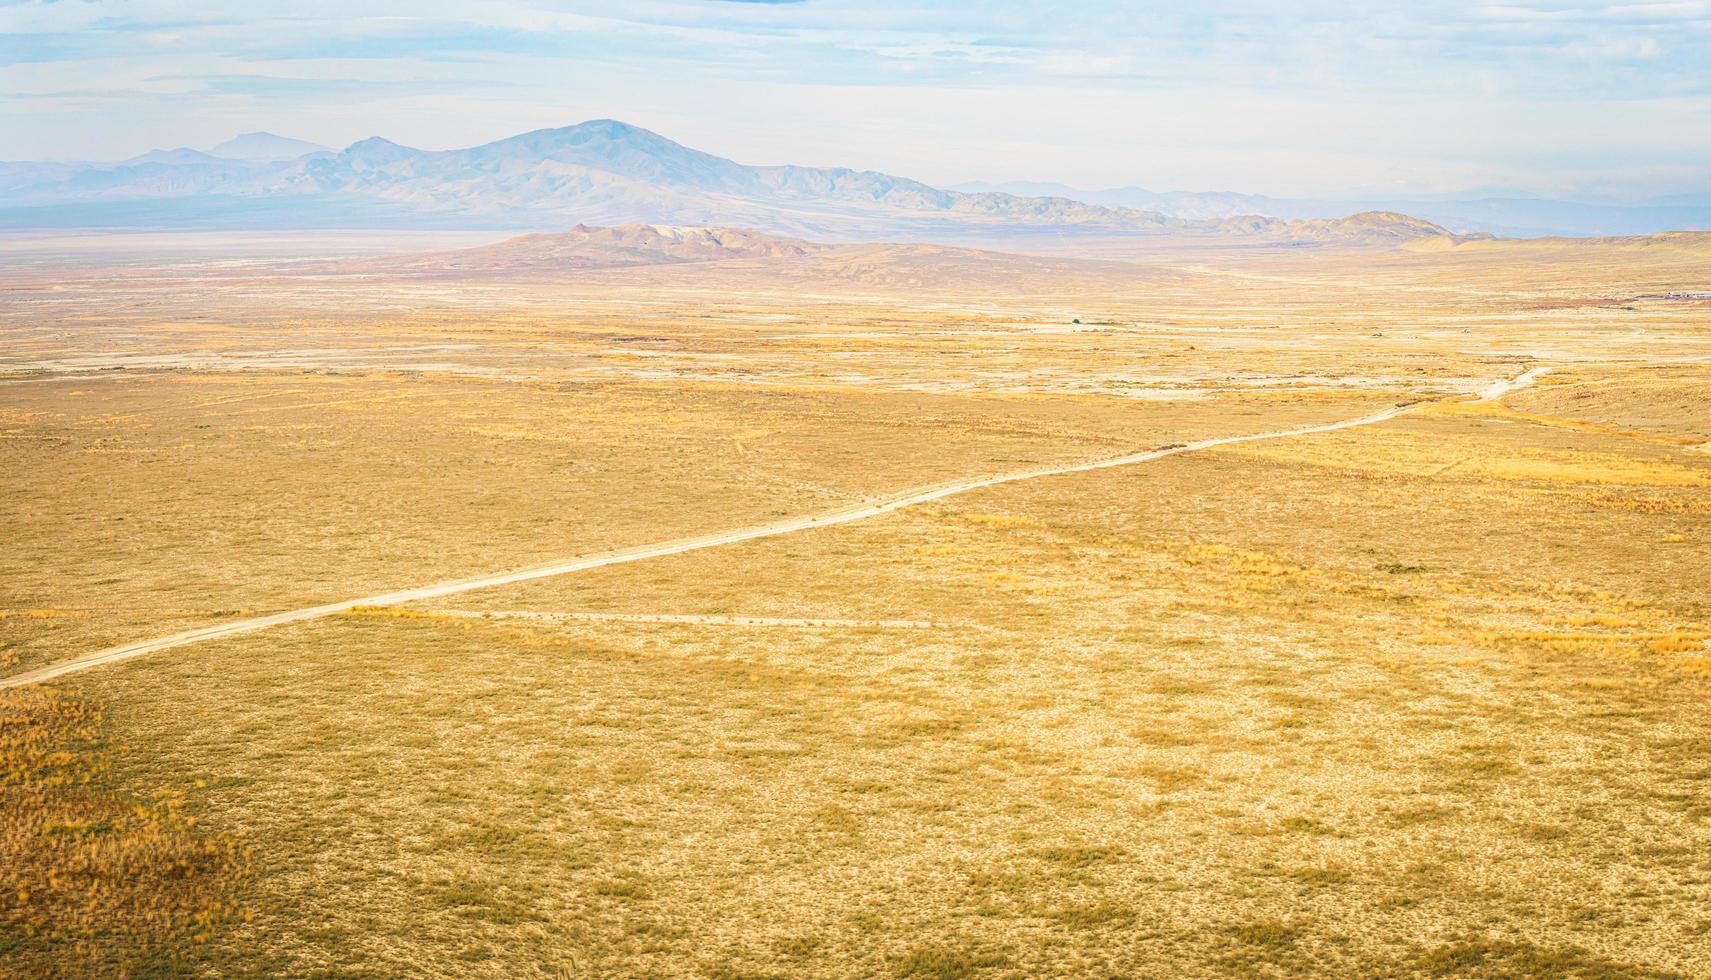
left=3, top=0, right=1709, bottom=202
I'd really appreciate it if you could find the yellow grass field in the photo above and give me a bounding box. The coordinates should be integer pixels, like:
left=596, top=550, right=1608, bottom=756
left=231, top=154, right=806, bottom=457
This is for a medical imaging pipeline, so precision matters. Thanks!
left=3, top=231, right=1710, bottom=976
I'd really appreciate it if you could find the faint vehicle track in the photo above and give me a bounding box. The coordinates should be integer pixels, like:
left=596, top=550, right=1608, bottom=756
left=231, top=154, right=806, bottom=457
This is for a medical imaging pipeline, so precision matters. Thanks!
left=346, top=608, right=961, bottom=629
left=0, top=367, right=1546, bottom=689
left=1477, top=365, right=1551, bottom=401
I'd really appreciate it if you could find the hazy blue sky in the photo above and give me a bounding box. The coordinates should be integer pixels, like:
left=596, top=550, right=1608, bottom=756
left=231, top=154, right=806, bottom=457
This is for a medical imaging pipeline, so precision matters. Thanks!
left=4, top=0, right=1709, bottom=200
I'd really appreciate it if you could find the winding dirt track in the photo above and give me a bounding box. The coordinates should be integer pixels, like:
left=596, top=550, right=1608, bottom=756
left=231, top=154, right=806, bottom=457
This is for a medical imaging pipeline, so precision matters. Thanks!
left=0, top=369, right=1542, bottom=690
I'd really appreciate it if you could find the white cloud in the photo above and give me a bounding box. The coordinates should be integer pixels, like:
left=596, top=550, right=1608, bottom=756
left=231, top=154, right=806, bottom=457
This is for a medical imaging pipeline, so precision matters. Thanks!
left=1, top=0, right=1707, bottom=199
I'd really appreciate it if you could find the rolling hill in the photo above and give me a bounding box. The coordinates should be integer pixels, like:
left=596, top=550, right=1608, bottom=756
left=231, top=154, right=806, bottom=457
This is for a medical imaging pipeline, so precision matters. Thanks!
left=345, top=224, right=825, bottom=273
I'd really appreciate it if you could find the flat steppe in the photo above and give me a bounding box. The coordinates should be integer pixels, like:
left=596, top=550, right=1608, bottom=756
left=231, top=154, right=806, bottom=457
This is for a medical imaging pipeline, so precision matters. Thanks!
left=2, top=230, right=1709, bottom=977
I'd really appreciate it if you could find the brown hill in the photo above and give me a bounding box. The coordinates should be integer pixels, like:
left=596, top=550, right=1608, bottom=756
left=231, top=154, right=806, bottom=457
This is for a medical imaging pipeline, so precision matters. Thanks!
left=348, top=224, right=824, bottom=274
left=1164, top=210, right=1464, bottom=247
left=1426, top=229, right=1711, bottom=254
left=1284, top=211, right=1465, bottom=245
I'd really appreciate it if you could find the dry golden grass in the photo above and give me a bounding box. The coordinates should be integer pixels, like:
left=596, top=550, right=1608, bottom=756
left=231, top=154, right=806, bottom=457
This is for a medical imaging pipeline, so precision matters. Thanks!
left=3, top=230, right=1711, bottom=976
left=0, top=686, right=247, bottom=976
left=39, top=396, right=1709, bottom=976
left=4, top=372, right=1386, bottom=676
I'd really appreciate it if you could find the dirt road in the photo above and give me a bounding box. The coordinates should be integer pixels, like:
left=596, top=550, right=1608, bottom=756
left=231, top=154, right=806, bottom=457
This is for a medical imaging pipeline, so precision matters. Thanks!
left=1478, top=365, right=1551, bottom=401
left=0, top=368, right=1544, bottom=689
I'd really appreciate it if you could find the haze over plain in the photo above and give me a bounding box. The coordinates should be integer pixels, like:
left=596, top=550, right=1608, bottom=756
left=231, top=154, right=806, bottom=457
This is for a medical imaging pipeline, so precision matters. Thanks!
left=4, top=2, right=1711, bottom=977
left=5, top=0, right=1711, bottom=237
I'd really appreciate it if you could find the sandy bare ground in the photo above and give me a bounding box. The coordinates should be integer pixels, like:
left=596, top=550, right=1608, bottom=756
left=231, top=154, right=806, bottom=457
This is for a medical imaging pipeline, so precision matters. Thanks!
left=1478, top=365, right=1551, bottom=400
left=0, top=368, right=1543, bottom=690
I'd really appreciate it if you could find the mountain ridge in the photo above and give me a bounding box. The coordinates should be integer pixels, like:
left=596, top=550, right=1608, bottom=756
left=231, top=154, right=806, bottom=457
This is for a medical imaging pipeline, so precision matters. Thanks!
left=0, top=120, right=1471, bottom=246
left=207, top=132, right=331, bottom=162
left=949, top=179, right=1711, bottom=239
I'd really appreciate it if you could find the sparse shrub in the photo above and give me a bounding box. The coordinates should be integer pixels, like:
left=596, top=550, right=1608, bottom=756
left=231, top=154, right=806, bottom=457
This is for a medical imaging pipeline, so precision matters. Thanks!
left=593, top=878, right=652, bottom=901
left=1230, top=919, right=1298, bottom=948
left=1280, top=816, right=1338, bottom=836
left=1287, top=866, right=1352, bottom=888
left=813, top=804, right=860, bottom=834
left=775, top=935, right=822, bottom=958
left=1408, top=937, right=1672, bottom=978
left=1050, top=901, right=1136, bottom=929
left=0, top=688, right=247, bottom=974
left=1032, top=844, right=1124, bottom=869
left=959, top=513, right=1037, bottom=530
left=892, top=944, right=1007, bottom=979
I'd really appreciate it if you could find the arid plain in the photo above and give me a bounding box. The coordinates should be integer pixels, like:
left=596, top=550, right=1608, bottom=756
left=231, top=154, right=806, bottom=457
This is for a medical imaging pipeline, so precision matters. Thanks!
left=3, top=229, right=1710, bottom=977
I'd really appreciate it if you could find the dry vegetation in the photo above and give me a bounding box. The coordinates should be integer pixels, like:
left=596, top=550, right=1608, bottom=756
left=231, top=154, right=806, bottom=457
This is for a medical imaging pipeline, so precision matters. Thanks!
left=3, top=230, right=1710, bottom=976
left=0, top=372, right=1396, bottom=677
left=0, top=685, right=247, bottom=976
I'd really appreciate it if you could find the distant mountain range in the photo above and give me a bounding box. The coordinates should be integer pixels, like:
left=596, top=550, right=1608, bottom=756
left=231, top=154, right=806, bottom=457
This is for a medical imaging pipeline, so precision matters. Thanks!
left=0, top=119, right=1494, bottom=245
left=949, top=180, right=1711, bottom=239
left=208, top=132, right=331, bottom=162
